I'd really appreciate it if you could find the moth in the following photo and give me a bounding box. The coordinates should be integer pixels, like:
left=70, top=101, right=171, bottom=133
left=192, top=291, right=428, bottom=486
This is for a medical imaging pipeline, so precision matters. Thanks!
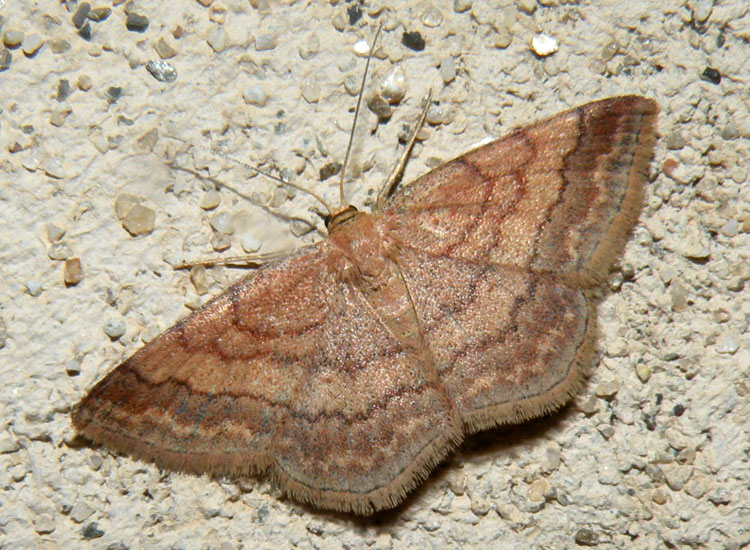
left=72, top=74, right=657, bottom=513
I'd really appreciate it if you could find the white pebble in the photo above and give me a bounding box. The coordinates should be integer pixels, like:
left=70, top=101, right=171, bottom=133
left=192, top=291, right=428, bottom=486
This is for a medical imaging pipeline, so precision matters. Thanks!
left=209, top=212, right=233, bottom=234
left=715, top=332, right=740, bottom=354
left=720, top=219, right=738, bottom=237
left=206, top=26, right=227, bottom=53
left=122, top=204, right=155, bottom=236
left=48, top=242, right=72, bottom=260
left=26, top=280, right=43, bottom=297
left=211, top=233, right=231, bottom=251
left=103, top=318, right=126, bottom=339
left=242, top=84, right=267, bottom=106
left=353, top=39, right=370, bottom=57
left=300, top=79, right=320, bottom=103
left=255, top=33, right=277, bottom=51
left=44, top=158, right=65, bottom=179
left=531, top=33, right=559, bottom=57
left=199, top=190, right=221, bottom=210
left=241, top=231, right=262, bottom=253
left=22, top=34, right=43, bottom=56
left=422, top=7, right=443, bottom=27
left=380, top=66, right=406, bottom=104
left=440, top=57, right=456, bottom=84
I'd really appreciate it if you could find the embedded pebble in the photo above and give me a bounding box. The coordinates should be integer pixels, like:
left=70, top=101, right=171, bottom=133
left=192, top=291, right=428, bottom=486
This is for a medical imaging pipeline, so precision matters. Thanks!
left=114, top=193, right=140, bottom=219
left=34, top=514, right=55, bottom=534
left=241, top=231, right=262, bottom=253
left=601, top=41, right=619, bottom=61
left=663, top=464, right=693, bottom=491
left=352, top=39, right=370, bottom=57
left=82, top=522, right=105, bottom=539
left=3, top=29, right=24, bottom=47
left=402, top=31, right=426, bottom=52
left=122, top=204, right=156, bottom=236
left=154, top=36, right=178, bottom=59
left=47, top=223, right=65, bottom=242
left=88, top=7, right=112, bottom=22
left=368, top=94, right=392, bottom=119
left=652, top=489, right=668, bottom=505
left=595, top=379, right=620, bottom=399
left=684, top=473, right=710, bottom=498
left=126, top=12, right=149, bottom=32
left=578, top=395, right=599, bottom=415
left=50, top=39, right=71, bottom=54
left=103, top=318, right=126, bottom=339
left=344, top=74, right=360, bottom=95
left=606, top=337, right=628, bottom=357
left=440, top=57, right=456, bottom=83
left=106, top=86, right=122, bottom=104
left=670, top=282, right=688, bottom=312
left=715, top=332, right=740, bottom=354
left=243, top=84, right=267, bottom=106
left=69, top=502, right=95, bottom=523
left=0, top=47, right=10, bottom=71
left=146, top=60, right=177, bottom=82
left=425, top=103, right=445, bottom=126
left=50, top=106, right=71, bottom=127
left=57, top=79, right=72, bottom=101
left=301, top=79, right=321, bottom=103
left=421, top=7, right=443, bottom=27
left=26, top=280, right=43, bottom=297
left=190, top=265, right=210, bottom=295
left=72, top=3, right=91, bottom=28
left=528, top=479, right=550, bottom=502
left=78, top=75, right=92, bottom=91
left=720, top=219, right=738, bottom=237
left=517, top=0, right=537, bottom=14
left=207, top=26, right=227, bottom=53
left=635, top=363, right=652, bottom=383
left=701, top=67, right=720, bottom=84
left=22, top=33, right=43, bottom=56
left=290, top=218, right=315, bottom=237
left=0, top=317, right=6, bottom=349
left=380, top=66, right=406, bottom=104
left=494, top=28, right=513, bottom=49
left=211, top=233, right=231, bottom=251
left=44, top=158, right=66, bottom=178
left=48, top=242, right=72, bottom=260
left=255, top=33, right=276, bottom=51
left=208, top=212, right=233, bottom=235
left=0, top=430, right=19, bottom=453
left=665, top=132, right=687, bottom=150
left=65, top=357, right=81, bottom=375
left=453, top=0, right=472, bottom=12
left=574, top=528, right=599, bottom=546
left=64, top=258, right=83, bottom=286
left=200, top=190, right=221, bottom=210
left=531, top=34, right=558, bottom=57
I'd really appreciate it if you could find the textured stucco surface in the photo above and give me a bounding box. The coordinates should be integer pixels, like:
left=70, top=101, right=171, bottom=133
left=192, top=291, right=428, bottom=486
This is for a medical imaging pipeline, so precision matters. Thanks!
left=1, top=1, right=749, bottom=548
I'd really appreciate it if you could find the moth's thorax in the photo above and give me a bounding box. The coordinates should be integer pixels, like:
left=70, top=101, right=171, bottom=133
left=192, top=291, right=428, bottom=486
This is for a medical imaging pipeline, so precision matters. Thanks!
left=327, top=209, right=398, bottom=283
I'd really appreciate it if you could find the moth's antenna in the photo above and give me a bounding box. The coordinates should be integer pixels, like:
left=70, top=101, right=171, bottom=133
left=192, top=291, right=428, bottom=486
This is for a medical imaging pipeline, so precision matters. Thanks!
left=338, top=23, right=383, bottom=207
left=211, top=148, right=334, bottom=216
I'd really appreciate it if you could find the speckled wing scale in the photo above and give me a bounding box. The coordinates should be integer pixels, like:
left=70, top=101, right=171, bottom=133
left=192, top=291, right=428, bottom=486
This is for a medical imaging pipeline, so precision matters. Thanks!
left=72, top=96, right=658, bottom=514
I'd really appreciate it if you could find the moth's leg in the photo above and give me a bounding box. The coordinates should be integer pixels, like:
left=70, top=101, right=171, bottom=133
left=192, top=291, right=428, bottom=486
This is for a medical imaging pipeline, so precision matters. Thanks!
left=376, top=89, right=433, bottom=210
left=174, top=247, right=310, bottom=270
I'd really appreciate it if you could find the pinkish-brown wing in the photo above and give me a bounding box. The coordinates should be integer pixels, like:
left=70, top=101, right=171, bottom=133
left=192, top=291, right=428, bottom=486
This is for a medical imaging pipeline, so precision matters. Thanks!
left=72, top=245, right=336, bottom=476
left=395, top=247, right=593, bottom=432
left=72, top=244, right=462, bottom=514
left=383, top=96, right=658, bottom=281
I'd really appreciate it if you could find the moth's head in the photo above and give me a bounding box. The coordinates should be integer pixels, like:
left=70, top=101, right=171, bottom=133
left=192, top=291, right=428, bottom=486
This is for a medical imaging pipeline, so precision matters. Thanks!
left=325, top=205, right=360, bottom=232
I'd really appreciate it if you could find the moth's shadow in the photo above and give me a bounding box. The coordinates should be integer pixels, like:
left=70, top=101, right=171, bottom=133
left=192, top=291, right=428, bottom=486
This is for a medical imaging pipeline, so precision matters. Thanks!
left=294, top=401, right=578, bottom=529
